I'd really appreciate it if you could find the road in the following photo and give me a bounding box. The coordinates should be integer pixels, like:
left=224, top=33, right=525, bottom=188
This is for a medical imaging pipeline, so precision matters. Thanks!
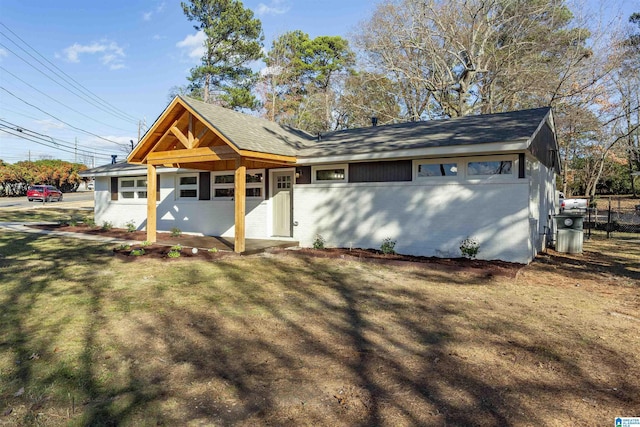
left=0, top=190, right=94, bottom=209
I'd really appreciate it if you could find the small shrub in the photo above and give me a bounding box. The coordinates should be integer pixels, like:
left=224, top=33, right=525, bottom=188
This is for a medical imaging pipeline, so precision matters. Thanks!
left=141, top=240, right=152, bottom=247
left=312, top=234, right=326, bottom=249
left=101, top=221, right=113, bottom=231
left=118, top=244, right=131, bottom=251
left=167, top=249, right=181, bottom=258
left=380, top=237, right=396, bottom=255
left=125, top=220, right=136, bottom=233
left=170, top=227, right=182, bottom=237
left=460, top=237, right=480, bottom=259
left=208, top=247, right=219, bottom=253
left=83, top=217, right=96, bottom=227
left=68, top=217, right=79, bottom=226
left=130, top=248, right=145, bottom=256
left=170, top=244, right=182, bottom=252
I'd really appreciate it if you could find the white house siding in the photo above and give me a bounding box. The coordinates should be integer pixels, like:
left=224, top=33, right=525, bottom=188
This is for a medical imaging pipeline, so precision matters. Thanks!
left=528, top=159, right=557, bottom=257
left=93, top=175, right=269, bottom=239
left=293, top=180, right=533, bottom=264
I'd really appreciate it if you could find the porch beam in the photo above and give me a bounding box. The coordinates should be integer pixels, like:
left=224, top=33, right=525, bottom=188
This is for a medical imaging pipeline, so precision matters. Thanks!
left=170, top=126, right=190, bottom=149
left=188, top=114, right=194, bottom=148
left=234, top=158, right=246, bottom=254
left=237, top=149, right=296, bottom=164
left=146, top=146, right=239, bottom=165
left=146, top=164, right=157, bottom=243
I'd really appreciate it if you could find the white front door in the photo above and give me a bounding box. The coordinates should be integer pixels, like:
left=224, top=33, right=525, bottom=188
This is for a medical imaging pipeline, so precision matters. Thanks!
left=272, top=171, right=293, bottom=237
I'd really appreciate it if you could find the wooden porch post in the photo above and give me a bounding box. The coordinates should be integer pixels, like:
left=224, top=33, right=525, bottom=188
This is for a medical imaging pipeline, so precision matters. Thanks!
left=234, top=157, right=246, bottom=253
left=146, top=164, right=157, bottom=243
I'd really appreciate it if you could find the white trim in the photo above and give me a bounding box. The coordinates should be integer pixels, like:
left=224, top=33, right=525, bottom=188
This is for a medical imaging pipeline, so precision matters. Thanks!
left=296, top=141, right=529, bottom=165
left=413, top=159, right=460, bottom=181
left=117, top=176, right=147, bottom=201
left=211, top=169, right=265, bottom=200
left=268, top=167, right=295, bottom=238
left=176, top=173, right=198, bottom=200
left=311, top=164, right=348, bottom=183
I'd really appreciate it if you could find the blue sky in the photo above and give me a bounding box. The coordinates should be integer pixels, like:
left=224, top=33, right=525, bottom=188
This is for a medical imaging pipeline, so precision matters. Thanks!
left=0, top=0, right=636, bottom=165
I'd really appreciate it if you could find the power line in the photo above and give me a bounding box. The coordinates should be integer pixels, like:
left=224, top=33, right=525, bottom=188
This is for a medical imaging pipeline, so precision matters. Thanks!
left=0, top=119, right=118, bottom=156
left=0, top=128, right=112, bottom=162
left=0, top=65, right=135, bottom=133
left=0, top=86, right=130, bottom=148
left=0, top=40, right=138, bottom=127
left=0, top=22, right=139, bottom=124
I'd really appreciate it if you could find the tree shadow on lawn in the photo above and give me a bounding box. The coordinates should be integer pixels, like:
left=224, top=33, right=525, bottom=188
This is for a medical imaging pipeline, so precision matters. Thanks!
left=0, top=232, right=161, bottom=425
left=87, top=255, right=638, bottom=426
left=1, top=238, right=638, bottom=426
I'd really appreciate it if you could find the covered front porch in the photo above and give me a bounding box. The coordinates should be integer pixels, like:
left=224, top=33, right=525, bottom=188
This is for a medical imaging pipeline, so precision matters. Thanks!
left=127, top=96, right=299, bottom=253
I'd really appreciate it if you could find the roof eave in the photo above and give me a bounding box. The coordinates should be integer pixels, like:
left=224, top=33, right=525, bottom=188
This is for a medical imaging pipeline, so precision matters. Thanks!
left=296, top=139, right=530, bottom=164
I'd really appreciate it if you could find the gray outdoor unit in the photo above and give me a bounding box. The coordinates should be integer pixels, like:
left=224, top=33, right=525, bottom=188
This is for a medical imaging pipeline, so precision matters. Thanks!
left=555, top=214, right=585, bottom=254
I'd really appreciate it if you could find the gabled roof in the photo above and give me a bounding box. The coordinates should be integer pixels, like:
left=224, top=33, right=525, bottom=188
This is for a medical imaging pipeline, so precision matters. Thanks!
left=117, top=95, right=554, bottom=171
left=178, top=96, right=310, bottom=157
left=299, top=107, right=552, bottom=158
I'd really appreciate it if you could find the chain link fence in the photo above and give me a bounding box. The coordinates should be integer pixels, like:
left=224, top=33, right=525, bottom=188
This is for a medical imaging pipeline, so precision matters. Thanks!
left=584, top=197, right=640, bottom=238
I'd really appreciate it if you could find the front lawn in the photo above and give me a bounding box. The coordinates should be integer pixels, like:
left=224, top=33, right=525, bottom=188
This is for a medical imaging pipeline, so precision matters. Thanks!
left=0, top=229, right=638, bottom=426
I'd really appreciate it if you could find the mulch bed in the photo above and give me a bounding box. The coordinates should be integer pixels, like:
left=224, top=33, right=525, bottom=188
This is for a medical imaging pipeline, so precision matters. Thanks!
left=273, top=247, right=524, bottom=278
left=29, top=223, right=524, bottom=275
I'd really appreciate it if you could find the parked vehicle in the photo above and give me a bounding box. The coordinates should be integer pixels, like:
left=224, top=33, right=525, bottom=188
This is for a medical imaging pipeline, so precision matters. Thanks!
left=87, top=181, right=94, bottom=190
left=558, top=193, right=587, bottom=213
left=27, top=185, right=63, bottom=202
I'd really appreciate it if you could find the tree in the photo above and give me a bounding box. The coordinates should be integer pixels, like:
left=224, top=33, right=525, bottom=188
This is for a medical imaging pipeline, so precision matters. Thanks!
left=181, top=0, right=264, bottom=110
left=335, top=72, right=401, bottom=128
left=261, top=32, right=355, bottom=133
left=354, top=0, right=593, bottom=119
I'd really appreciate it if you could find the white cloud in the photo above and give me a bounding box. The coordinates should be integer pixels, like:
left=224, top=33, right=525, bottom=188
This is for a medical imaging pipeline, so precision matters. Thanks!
left=142, top=1, right=166, bottom=21
left=0, top=48, right=7, bottom=59
left=256, top=0, right=290, bottom=16
left=61, top=40, right=126, bottom=70
left=176, top=31, right=206, bottom=60
left=152, top=34, right=165, bottom=41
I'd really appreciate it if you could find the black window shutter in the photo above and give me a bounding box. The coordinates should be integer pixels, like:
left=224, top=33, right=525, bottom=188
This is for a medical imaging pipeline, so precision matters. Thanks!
left=199, top=172, right=211, bottom=200
left=518, top=153, right=525, bottom=178
left=110, top=177, right=118, bottom=201
left=156, top=175, right=161, bottom=201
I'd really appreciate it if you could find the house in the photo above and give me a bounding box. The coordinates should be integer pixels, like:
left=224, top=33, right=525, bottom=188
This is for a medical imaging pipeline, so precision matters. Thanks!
left=81, top=96, right=560, bottom=263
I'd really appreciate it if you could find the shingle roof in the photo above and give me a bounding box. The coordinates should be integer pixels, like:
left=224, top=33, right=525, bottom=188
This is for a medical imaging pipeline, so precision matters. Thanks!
left=180, top=96, right=311, bottom=157
left=79, top=162, right=145, bottom=176
left=298, top=107, right=551, bottom=157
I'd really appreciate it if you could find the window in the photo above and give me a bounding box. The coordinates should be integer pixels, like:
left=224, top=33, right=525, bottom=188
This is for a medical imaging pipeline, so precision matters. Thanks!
left=416, top=162, right=458, bottom=178
left=467, top=160, right=513, bottom=176
left=311, top=164, right=348, bottom=183
left=118, top=177, right=147, bottom=200
left=212, top=170, right=264, bottom=198
left=177, top=174, right=198, bottom=199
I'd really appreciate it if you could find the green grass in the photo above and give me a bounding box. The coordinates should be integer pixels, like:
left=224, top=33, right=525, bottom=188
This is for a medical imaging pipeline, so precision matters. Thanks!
left=0, top=208, right=92, bottom=223
left=0, top=229, right=638, bottom=426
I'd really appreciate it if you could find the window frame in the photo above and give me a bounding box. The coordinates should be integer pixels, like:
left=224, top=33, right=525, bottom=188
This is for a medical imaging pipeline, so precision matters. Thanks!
left=176, top=173, right=199, bottom=200
left=466, top=157, right=515, bottom=179
left=118, top=176, right=148, bottom=201
left=413, top=159, right=460, bottom=181
left=413, top=155, right=518, bottom=182
left=311, top=164, right=348, bottom=183
left=211, top=169, right=265, bottom=200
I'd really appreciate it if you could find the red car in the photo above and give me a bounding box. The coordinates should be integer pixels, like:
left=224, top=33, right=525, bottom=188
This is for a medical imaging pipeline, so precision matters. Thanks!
left=27, top=185, right=63, bottom=202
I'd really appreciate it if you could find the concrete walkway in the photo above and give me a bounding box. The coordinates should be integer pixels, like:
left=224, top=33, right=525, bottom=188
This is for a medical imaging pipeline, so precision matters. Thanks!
left=0, top=222, right=142, bottom=245
left=0, top=222, right=300, bottom=254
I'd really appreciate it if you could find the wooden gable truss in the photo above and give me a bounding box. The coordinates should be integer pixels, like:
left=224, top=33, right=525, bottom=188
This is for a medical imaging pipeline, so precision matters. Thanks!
left=128, top=97, right=296, bottom=253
